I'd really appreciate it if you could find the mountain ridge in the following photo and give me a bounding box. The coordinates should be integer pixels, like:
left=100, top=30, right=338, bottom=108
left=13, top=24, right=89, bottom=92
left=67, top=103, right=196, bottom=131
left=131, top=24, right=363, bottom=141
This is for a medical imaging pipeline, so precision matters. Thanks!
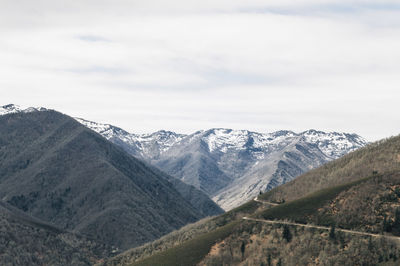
left=75, top=117, right=367, bottom=210
left=0, top=109, right=221, bottom=250
left=1, top=104, right=368, bottom=210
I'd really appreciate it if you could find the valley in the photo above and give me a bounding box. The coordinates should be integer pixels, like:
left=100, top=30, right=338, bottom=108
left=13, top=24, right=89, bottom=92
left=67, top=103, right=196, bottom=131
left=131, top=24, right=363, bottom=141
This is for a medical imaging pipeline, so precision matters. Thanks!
left=0, top=104, right=398, bottom=265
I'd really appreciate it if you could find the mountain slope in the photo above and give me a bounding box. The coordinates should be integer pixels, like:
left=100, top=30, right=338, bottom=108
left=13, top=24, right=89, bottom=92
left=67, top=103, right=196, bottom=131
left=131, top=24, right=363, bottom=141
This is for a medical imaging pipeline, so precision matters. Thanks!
left=259, top=134, right=400, bottom=203
left=76, top=117, right=367, bottom=210
left=105, top=133, right=400, bottom=266
left=0, top=200, right=110, bottom=265
left=0, top=110, right=214, bottom=250
left=0, top=105, right=222, bottom=218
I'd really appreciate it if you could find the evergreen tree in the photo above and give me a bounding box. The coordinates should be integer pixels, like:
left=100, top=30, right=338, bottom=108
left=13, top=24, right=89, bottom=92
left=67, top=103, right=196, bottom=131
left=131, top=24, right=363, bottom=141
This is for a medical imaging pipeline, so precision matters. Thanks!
left=240, top=241, right=245, bottom=260
left=383, top=214, right=392, bottom=232
left=282, top=225, right=292, bottom=242
left=329, top=225, right=336, bottom=239
left=267, top=254, right=272, bottom=266
left=392, top=208, right=400, bottom=234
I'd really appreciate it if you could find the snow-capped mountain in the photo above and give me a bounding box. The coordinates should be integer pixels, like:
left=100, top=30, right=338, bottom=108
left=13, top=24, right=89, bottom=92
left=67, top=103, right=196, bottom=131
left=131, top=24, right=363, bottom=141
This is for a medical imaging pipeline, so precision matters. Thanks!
left=1, top=104, right=368, bottom=210
left=0, top=104, right=47, bottom=115
left=74, top=117, right=367, bottom=210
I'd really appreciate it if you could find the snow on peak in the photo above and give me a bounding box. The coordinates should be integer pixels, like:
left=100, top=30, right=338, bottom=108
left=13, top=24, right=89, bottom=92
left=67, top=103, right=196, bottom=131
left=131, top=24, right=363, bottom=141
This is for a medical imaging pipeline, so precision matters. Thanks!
left=74, top=117, right=117, bottom=138
left=203, top=128, right=251, bottom=152
left=147, top=130, right=186, bottom=149
left=0, top=104, right=22, bottom=115
left=202, top=128, right=299, bottom=153
left=0, top=104, right=47, bottom=116
left=74, top=118, right=187, bottom=156
left=190, top=128, right=367, bottom=158
left=301, top=130, right=368, bottom=159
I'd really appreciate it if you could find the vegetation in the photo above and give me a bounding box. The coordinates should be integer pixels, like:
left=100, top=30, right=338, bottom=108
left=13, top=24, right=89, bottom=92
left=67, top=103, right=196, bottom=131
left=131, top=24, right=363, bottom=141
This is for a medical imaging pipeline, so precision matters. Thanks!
left=282, top=225, right=292, bottom=242
left=317, top=171, right=400, bottom=234
left=0, top=111, right=210, bottom=250
left=0, top=202, right=110, bottom=266
left=102, top=197, right=266, bottom=265
left=100, top=217, right=219, bottom=265
left=128, top=221, right=240, bottom=266
left=122, top=168, right=400, bottom=265
left=329, top=224, right=336, bottom=239
left=199, top=221, right=400, bottom=266
left=258, top=176, right=371, bottom=225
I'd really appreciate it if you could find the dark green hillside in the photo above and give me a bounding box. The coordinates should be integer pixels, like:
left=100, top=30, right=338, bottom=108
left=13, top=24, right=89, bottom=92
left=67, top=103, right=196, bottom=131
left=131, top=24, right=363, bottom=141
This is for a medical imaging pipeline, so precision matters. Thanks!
left=258, top=176, right=371, bottom=225
left=102, top=197, right=263, bottom=265
left=147, top=167, right=223, bottom=217
left=0, top=201, right=110, bottom=265
left=0, top=111, right=209, bottom=250
left=130, top=221, right=239, bottom=266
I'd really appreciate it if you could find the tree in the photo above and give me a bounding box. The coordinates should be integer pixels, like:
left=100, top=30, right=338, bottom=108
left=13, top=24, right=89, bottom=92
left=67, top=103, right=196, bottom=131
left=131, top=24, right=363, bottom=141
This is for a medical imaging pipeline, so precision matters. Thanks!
left=368, top=237, right=373, bottom=251
left=329, top=225, right=336, bottom=239
left=240, top=241, right=246, bottom=260
left=267, top=254, right=272, bottom=266
left=392, top=208, right=400, bottom=235
left=282, top=225, right=292, bottom=242
left=383, top=214, right=392, bottom=232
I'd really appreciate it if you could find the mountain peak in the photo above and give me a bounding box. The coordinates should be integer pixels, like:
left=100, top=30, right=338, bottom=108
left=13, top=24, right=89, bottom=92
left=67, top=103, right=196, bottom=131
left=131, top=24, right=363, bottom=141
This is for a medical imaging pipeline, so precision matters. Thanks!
left=0, top=104, right=47, bottom=116
left=150, top=130, right=185, bottom=138
left=302, top=129, right=325, bottom=135
left=0, top=104, right=22, bottom=115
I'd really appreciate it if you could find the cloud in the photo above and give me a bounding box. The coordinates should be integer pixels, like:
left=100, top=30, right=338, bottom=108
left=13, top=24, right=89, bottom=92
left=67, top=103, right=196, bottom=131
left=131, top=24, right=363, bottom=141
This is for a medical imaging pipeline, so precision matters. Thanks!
left=1, top=0, right=400, bottom=140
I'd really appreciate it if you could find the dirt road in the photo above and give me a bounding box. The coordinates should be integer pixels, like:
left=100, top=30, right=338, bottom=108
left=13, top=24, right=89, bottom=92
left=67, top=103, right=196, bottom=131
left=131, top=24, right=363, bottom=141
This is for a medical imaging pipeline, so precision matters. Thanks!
left=242, top=217, right=400, bottom=242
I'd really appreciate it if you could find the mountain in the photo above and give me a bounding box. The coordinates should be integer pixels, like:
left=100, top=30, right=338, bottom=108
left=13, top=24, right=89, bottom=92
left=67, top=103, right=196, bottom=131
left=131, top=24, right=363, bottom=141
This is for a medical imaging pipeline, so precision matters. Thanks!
left=75, top=117, right=367, bottom=210
left=0, top=105, right=367, bottom=210
left=259, top=133, right=400, bottom=203
left=0, top=109, right=221, bottom=250
left=0, top=104, right=223, bottom=218
left=0, top=103, right=47, bottom=115
left=106, top=134, right=400, bottom=266
left=0, top=200, right=111, bottom=265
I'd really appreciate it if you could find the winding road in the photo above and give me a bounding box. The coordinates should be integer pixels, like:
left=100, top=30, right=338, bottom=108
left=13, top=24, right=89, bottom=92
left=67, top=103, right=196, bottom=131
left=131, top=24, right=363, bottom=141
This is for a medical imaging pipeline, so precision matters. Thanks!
left=244, top=197, right=400, bottom=242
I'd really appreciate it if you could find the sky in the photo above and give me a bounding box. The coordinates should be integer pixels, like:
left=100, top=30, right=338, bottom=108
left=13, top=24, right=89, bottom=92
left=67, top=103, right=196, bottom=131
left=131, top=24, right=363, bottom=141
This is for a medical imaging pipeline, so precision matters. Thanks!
left=1, top=1, right=400, bottom=141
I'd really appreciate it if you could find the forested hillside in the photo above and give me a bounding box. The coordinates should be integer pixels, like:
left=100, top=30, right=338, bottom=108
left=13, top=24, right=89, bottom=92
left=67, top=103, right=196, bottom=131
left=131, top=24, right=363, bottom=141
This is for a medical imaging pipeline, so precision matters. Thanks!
left=0, top=201, right=111, bottom=265
left=0, top=111, right=218, bottom=250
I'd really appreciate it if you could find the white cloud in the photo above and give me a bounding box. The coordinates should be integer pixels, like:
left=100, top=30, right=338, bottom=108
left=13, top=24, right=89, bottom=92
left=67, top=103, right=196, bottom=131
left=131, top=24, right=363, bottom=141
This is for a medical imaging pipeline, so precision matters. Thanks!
left=1, top=0, right=400, bottom=140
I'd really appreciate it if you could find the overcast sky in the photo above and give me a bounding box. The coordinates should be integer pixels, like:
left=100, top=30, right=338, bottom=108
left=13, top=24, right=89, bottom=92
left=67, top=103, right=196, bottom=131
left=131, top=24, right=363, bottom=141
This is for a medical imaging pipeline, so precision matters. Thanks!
left=1, top=1, right=400, bottom=141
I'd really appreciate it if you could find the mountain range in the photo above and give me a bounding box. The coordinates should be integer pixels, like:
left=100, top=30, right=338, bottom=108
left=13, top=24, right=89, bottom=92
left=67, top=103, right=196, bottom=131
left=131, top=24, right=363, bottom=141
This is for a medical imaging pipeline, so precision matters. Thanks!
left=109, top=133, right=400, bottom=266
left=0, top=104, right=367, bottom=210
left=75, top=117, right=367, bottom=210
left=0, top=104, right=367, bottom=211
left=0, top=104, right=395, bottom=265
left=0, top=108, right=222, bottom=251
